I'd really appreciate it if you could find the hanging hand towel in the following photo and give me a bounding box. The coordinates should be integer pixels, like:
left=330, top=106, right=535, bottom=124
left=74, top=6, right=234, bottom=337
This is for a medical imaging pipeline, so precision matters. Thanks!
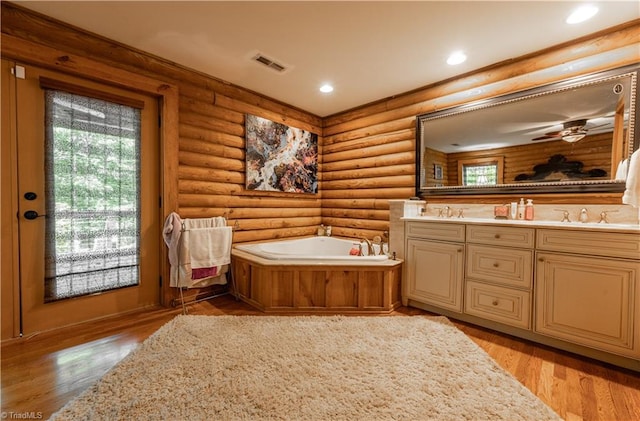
left=615, top=158, right=629, bottom=180
left=162, top=212, right=182, bottom=267
left=622, top=149, right=640, bottom=207
left=188, top=226, right=233, bottom=269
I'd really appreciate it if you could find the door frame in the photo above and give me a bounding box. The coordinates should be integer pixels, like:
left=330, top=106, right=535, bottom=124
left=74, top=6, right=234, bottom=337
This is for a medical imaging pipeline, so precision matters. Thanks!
left=1, top=36, right=178, bottom=339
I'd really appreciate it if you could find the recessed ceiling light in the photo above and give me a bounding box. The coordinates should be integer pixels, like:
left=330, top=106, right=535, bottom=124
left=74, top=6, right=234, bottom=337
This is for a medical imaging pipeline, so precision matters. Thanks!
left=566, top=5, right=599, bottom=24
left=319, top=84, right=334, bottom=93
left=446, top=51, right=467, bottom=66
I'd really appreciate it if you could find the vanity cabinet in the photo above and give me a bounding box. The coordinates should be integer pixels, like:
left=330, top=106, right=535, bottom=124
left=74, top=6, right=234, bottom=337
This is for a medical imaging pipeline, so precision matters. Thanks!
left=405, top=222, right=464, bottom=312
left=535, top=229, right=640, bottom=359
left=464, top=225, right=534, bottom=329
left=398, top=215, right=640, bottom=370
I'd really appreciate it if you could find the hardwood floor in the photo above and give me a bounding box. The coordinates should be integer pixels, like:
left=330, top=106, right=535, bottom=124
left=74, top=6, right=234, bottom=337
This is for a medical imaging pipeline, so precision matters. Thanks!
left=2, top=295, right=639, bottom=420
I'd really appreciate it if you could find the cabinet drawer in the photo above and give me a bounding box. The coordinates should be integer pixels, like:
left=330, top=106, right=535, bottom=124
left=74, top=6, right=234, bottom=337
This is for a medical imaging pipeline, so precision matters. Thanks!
left=466, top=225, right=535, bottom=248
left=464, top=281, right=531, bottom=329
left=406, top=221, right=465, bottom=242
left=466, top=244, right=533, bottom=288
left=537, top=229, right=640, bottom=259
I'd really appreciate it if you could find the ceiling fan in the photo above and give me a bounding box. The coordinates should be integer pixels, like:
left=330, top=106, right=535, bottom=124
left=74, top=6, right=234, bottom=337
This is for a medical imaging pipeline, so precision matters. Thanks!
left=531, top=119, right=610, bottom=143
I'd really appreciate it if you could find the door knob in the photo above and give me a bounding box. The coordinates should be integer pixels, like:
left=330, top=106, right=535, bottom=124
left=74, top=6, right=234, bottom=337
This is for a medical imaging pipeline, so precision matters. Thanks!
left=24, top=210, right=46, bottom=220
left=24, top=192, right=37, bottom=200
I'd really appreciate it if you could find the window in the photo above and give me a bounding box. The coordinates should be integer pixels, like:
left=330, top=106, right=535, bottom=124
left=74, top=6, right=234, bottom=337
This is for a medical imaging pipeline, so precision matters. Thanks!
left=44, top=89, right=141, bottom=301
left=457, top=157, right=504, bottom=186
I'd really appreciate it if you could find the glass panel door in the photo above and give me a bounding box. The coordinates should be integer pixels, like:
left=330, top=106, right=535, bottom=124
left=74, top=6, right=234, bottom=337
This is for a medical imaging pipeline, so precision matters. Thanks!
left=15, top=64, right=160, bottom=335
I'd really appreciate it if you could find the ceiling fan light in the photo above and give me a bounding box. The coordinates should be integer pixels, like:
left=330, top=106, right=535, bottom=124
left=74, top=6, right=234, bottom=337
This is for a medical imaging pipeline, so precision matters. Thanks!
left=562, top=133, right=586, bottom=143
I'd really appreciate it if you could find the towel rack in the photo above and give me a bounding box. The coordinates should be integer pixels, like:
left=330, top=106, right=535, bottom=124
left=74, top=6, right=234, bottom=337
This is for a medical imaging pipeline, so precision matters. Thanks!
left=167, top=214, right=238, bottom=314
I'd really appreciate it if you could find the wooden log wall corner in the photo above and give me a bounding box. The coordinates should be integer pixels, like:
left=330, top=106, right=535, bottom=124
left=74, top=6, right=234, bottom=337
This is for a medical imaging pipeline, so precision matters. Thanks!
left=2, top=2, right=639, bottom=307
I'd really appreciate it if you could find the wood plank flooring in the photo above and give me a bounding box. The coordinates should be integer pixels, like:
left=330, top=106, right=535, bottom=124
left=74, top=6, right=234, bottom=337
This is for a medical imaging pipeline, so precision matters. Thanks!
left=2, top=295, right=639, bottom=420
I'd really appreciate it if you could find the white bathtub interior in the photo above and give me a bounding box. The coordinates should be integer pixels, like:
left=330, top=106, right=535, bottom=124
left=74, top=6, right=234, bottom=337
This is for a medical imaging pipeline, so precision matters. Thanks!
left=234, top=236, right=388, bottom=261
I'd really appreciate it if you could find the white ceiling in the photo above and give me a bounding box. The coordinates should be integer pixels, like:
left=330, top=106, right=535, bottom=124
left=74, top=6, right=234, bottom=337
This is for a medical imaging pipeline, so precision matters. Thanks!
left=13, top=1, right=640, bottom=117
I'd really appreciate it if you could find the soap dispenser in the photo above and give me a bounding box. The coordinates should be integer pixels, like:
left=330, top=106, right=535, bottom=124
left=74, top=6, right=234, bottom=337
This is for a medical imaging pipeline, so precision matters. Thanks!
left=517, top=198, right=525, bottom=220
left=524, top=199, right=534, bottom=221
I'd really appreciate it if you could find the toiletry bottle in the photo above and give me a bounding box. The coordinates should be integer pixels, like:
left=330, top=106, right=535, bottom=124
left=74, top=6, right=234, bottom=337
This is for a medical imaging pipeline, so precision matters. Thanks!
left=510, top=201, right=518, bottom=219
left=317, top=224, right=325, bottom=236
left=524, top=199, right=534, bottom=221
left=517, top=198, right=525, bottom=220
left=325, top=225, right=332, bottom=237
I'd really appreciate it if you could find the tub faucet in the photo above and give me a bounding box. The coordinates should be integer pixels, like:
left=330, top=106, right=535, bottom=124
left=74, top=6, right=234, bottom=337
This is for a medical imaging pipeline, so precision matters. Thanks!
left=360, top=238, right=374, bottom=256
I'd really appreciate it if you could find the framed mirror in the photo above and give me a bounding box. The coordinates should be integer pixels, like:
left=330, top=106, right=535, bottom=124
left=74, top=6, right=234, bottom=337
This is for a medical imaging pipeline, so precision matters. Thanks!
left=416, top=64, right=639, bottom=196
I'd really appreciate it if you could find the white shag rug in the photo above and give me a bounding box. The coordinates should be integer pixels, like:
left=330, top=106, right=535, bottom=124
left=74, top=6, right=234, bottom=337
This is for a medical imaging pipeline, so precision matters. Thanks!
left=50, top=315, right=561, bottom=421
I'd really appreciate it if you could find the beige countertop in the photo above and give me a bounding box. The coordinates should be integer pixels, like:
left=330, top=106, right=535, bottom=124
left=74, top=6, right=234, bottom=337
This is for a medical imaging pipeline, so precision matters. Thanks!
left=401, top=216, right=640, bottom=234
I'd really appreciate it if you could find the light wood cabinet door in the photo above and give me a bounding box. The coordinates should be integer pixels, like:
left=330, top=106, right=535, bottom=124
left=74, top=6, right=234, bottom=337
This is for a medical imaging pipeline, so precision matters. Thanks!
left=535, top=252, right=640, bottom=358
left=406, top=238, right=464, bottom=312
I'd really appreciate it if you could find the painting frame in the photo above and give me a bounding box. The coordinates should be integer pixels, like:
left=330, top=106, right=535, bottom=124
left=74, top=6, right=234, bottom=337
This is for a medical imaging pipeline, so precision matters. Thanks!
left=244, top=114, right=318, bottom=194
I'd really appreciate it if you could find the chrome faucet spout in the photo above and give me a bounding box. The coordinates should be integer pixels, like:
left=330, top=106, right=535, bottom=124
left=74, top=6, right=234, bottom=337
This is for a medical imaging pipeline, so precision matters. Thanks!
left=360, top=238, right=374, bottom=256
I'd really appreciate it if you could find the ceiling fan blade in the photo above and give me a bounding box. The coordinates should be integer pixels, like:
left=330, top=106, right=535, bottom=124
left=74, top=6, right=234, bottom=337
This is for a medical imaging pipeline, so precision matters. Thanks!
left=531, top=134, right=560, bottom=141
left=585, top=122, right=611, bottom=131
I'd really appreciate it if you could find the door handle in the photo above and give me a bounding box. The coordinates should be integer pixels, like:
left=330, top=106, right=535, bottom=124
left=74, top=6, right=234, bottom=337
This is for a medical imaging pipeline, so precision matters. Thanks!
left=24, top=210, right=46, bottom=220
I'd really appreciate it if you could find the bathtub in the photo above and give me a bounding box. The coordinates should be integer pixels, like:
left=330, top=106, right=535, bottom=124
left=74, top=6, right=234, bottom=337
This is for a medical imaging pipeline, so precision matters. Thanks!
left=231, top=236, right=402, bottom=314
left=234, top=236, right=389, bottom=261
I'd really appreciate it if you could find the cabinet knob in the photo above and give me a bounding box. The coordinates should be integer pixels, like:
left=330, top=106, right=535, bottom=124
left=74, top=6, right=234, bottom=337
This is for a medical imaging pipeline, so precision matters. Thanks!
left=492, top=262, right=499, bottom=268
left=538, top=257, right=545, bottom=262
left=492, top=299, right=499, bottom=306
left=457, top=248, right=463, bottom=252
left=494, top=234, right=500, bottom=239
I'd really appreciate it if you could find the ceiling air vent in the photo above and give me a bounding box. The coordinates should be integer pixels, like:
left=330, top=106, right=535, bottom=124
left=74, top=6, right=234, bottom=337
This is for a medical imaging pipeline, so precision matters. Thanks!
left=252, top=53, right=287, bottom=73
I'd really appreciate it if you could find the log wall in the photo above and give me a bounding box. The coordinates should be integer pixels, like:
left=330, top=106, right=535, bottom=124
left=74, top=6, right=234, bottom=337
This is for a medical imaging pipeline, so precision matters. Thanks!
left=1, top=3, right=324, bottom=246
left=444, top=133, right=613, bottom=186
left=1, top=3, right=639, bottom=309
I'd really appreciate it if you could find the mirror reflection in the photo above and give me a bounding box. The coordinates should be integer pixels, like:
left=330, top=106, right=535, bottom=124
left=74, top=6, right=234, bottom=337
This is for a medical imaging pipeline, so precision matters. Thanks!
left=417, top=65, right=638, bottom=195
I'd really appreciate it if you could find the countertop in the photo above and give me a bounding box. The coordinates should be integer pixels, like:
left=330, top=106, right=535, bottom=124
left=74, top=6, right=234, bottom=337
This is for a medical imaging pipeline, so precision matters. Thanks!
left=401, top=216, right=640, bottom=234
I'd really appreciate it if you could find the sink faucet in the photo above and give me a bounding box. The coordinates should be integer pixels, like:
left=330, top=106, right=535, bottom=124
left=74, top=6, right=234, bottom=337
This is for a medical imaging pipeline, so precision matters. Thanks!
left=555, top=209, right=571, bottom=223
left=444, top=206, right=453, bottom=218
left=360, top=238, right=374, bottom=256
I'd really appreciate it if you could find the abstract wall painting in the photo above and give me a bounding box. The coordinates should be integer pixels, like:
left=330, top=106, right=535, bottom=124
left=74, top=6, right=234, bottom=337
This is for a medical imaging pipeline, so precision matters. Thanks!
left=245, top=114, right=318, bottom=194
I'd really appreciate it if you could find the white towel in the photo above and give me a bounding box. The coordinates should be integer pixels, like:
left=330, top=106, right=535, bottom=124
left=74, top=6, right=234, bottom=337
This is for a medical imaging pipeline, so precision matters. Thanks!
left=162, top=212, right=182, bottom=267
left=187, top=226, right=232, bottom=269
left=622, top=149, right=640, bottom=207
left=183, top=216, right=226, bottom=229
left=163, top=214, right=232, bottom=288
left=615, top=158, right=629, bottom=180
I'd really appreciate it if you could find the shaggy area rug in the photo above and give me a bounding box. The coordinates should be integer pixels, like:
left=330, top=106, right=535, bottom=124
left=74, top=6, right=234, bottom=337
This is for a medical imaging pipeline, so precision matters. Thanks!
left=50, top=315, right=560, bottom=421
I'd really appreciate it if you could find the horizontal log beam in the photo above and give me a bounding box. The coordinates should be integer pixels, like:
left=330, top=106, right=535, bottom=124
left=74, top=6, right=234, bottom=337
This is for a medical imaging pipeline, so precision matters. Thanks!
left=321, top=175, right=414, bottom=190
left=323, top=140, right=414, bottom=163
left=322, top=164, right=414, bottom=181
left=323, top=152, right=414, bottom=172
left=322, top=208, right=389, bottom=220
left=320, top=199, right=391, bottom=210
left=179, top=193, right=320, bottom=208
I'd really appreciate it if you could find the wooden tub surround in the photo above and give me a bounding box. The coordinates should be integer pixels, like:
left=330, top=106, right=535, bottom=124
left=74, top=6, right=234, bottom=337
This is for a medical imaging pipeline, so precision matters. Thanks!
left=231, top=249, right=403, bottom=314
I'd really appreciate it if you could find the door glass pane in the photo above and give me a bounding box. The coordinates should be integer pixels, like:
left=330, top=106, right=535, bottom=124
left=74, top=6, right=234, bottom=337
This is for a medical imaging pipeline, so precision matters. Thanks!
left=44, top=90, right=140, bottom=302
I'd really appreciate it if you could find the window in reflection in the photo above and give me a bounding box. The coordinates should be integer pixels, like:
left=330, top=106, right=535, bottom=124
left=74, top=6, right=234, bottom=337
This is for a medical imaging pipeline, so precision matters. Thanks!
left=458, top=157, right=504, bottom=186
